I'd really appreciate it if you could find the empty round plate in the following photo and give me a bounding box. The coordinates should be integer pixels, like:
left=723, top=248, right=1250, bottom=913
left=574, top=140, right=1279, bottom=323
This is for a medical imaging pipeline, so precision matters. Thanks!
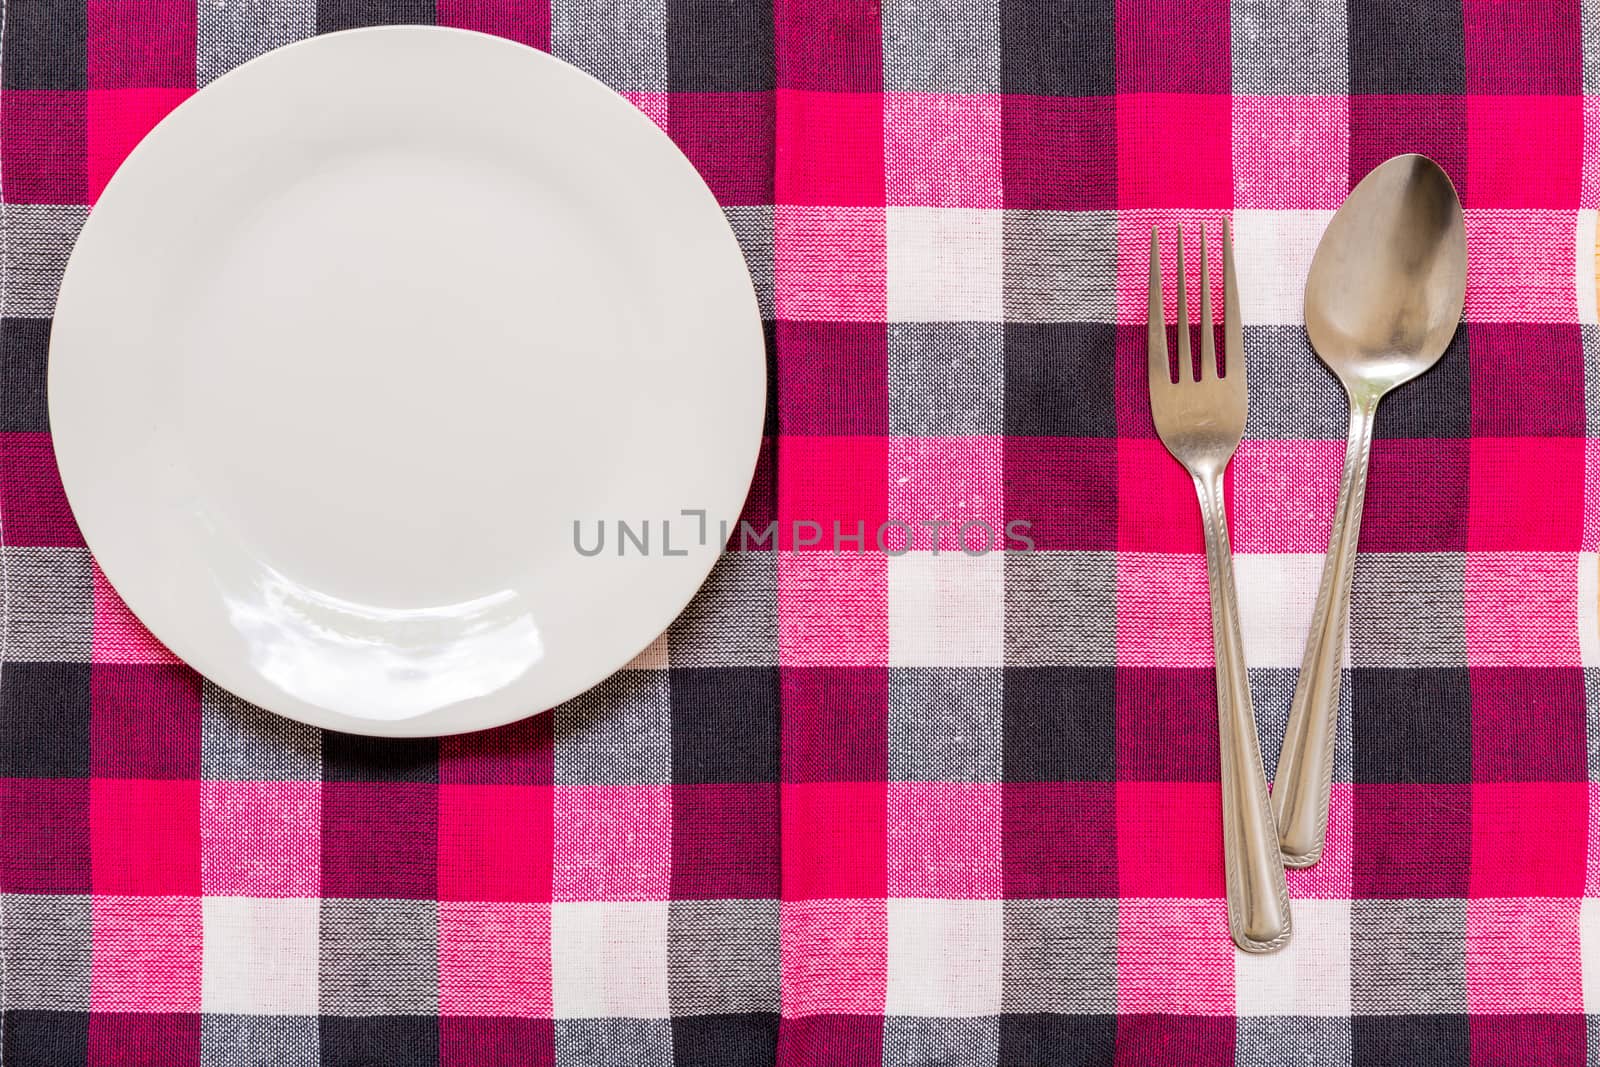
left=49, top=27, right=765, bottom=736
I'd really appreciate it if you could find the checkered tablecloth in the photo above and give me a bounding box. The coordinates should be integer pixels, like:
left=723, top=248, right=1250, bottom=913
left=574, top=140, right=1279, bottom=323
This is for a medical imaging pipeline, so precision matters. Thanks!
left=3, top=0, right=1598, bottom=1064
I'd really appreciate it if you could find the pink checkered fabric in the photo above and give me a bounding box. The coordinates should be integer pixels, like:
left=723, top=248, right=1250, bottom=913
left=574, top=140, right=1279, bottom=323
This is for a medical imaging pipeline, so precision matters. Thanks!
left=2, top=0, right=1598, bottom=1065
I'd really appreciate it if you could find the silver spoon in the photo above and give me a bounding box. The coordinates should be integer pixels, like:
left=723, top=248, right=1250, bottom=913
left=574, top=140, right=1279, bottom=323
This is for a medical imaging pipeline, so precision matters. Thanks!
left=1271, top=154, right=1467, bottom=866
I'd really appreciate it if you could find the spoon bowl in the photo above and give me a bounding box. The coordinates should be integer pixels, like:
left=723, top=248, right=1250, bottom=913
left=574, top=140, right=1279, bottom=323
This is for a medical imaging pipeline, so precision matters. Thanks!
left=1304, top=153, right=1467, bottom=399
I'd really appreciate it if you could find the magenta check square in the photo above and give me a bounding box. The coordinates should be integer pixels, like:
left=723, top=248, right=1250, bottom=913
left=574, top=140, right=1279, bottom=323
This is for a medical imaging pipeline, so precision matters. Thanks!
left=781, top=667, right=888, bottom=782
left=1467, top=95, right=1583, bottom=208
left=436, top=0, right=550, bottom=49
left=1116, top=437, right=1207, bottom=552
left=671, top=782, right=780, bottom=898
left=1002, top=781, right=1116, bottom=898
left=438, top=784, right=554, bottom=902
left=320, top=781, right=438, bottom=898
left=1470, top=782, right=1586, bottom=897
left=1114, top=0, right=1230, bottom=93
left=1, top=91, right=88, bottom=204
left=776, top=90, right=885, bottom=207
left=1464, top=0, right=1583, bottom=94
left=1469, top=437, right=1585, bottom=550
left=86, top=88, right=192, bottom=202
left=1467, top=1014, right=1587, bottom=1067
left=91, top=778, right=199, bottom=895
left=1117, top=782, right=1222, bottom=898
left=774, top=0, right=882, bottom=92
left=1115, top=667, right=1219, bottom=781
left=440, top=1018, right=555, bottom=1067
left=86, top=0, right=194, bottom=88
left=1116, top=94, right=1233, bottom=208
left=776, top=321, right=888, bottom=435
left=781, top=782, right=887, bottom=900
left=90, top=664, right=200, bottom=778
left=88, top=1012, right=200, bottom=1067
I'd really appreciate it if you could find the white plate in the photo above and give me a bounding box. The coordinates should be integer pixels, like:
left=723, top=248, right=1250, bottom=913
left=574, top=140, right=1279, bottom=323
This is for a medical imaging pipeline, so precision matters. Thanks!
left=49, top=27, right=765, bottom=736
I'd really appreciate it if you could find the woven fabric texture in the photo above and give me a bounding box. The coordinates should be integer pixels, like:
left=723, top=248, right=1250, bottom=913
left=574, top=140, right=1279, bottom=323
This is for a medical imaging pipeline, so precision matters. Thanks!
left=3, top=0, right=1600, bottom=1064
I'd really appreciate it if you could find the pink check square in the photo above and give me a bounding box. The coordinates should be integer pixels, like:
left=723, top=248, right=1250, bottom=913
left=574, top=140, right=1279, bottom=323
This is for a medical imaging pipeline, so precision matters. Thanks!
left=1116, top=552, right=1212, bottom=667
left=200, top=781, right=319, bottom=897
left=884, top=93, right=1001, bottom=209
left=90, top=895, right=202, bottom=1011
left=886, top=436, right=1003, bottom=553
left=780, top=898, right=887, bottom=1016
left=440, top=901, right=553, bottom=1017
left=887, top=782, right=1001, bottom=899
left=92, top=563, right=180, bottom=664
left=553, top=785, right=670, bottom=902
left=774, top=206, right=887, bottom=321
left=1117, top=897, right=1233, bottom=1014
left=777, top=551, right=888, bottom=667
left=1465, top=552, right=1581, bottom=667
left=1467, top=897, right=1582, bottom=1012
left=1231, top=96, right=1349, bottom=210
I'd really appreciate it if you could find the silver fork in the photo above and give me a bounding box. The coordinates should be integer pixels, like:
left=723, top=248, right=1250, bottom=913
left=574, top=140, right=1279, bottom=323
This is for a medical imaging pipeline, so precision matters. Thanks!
left=1147, top=223, right=1291, bottom=954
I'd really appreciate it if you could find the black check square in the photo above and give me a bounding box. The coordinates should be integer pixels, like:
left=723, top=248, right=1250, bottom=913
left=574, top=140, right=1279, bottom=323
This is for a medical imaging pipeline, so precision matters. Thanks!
left=670, top=666, right=779, bottom=783
left=1352, top=668, right=1472, bottom=784
left=3, top=1010, right=88, bottom=1067
left=0, top=661, right=90, bottom=778
left=1347, top=1, right=1465, bottom=94
left=1004, top=323, right=1118, bottom=438
left=322, top=731, right=438, bottom=783
left=997, top=1014, right=1116, bottom=1067
left=666, top=0, right=772, bottom=91
left=999, top=0, right=1114, bottom=95
left=1352, top=1015, right=1468, bottom=1067
left=1, top=318, right=51, bottom=432
left=671, top=1013, right=778, bottom=1067
left=1002, top=667, right=1115, bottom=782
left=320, top=1016, right=438, bottom=1067
left=1, top=0, right=85, bottom=88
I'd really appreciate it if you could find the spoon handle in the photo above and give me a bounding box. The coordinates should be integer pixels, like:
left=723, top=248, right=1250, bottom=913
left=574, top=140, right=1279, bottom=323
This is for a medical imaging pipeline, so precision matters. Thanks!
left=1273, top=396, right=1378, bottom=866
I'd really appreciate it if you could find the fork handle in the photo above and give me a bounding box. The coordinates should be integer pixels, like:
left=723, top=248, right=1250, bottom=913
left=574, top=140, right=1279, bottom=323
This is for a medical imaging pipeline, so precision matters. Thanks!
left=1272, top=397, right=1377, bottom=866
left=1194, top=467, right=1292, bottom=953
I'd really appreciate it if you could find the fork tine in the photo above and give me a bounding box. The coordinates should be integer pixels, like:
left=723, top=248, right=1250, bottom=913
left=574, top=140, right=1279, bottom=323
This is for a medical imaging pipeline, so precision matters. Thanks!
left=1223, top=218, right=1244, bottom=386
left=1148, top=227, right=1168, bottom=389
left=1199, top=224, right=1215, bottom=380
left=1174, top=224, right=1190, bottom=380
